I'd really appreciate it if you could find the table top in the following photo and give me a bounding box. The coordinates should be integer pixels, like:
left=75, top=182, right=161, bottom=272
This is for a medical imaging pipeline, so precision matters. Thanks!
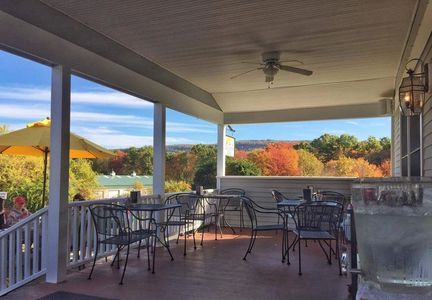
left=277, top=199, right=305, bottom=207
left=197, top=194, right=239, bottom=199
left=126, top=203, right=181, bottom=211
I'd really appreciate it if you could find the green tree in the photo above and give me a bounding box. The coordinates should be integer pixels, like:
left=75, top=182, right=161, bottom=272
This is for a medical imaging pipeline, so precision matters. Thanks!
left=69, top=159, right=100, bottom=200
left=337, top=134, right=359, bottom=157
left=310, top=134, right=340, bottom=162
left=297, top=150, right=324, bottom=176
left=226, top=158, right=261, bottom=176
left=123, top=146, right=153, bottom=175
left=190, top=144, right=217, bottom=164
left=166, top=151, right=197, bottom=183
left=193, top=158, right=217, bottom=189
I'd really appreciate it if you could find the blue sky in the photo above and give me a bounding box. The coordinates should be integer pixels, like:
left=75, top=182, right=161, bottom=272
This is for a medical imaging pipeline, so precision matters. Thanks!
left=0, top=50, right=390, bottom=149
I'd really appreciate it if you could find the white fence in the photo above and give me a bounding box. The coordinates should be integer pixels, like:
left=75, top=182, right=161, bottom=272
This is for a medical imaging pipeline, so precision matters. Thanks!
left=0, top=207, right=48, bottom=296
left=219, top=176, right=355, bottom=226
left=0, top=193, right=217, bottom=296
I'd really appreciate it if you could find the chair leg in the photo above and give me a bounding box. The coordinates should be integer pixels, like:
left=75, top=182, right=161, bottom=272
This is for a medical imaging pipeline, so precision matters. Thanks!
left=184, top=223, right=188, bottom=256
left=137, top=240, right=141, bottom=258
left=119, top=244, right=130, bottom=285
left=240, top=209, right=243, bottom=232
left=193, top=223, right=197, bottom=250
left=249, top=231, right=257, bottom=253
left=88, top=243, right=99, bottom=280
left=147, top=238, right=151, bottom=271
left=117, top=246, right=121, bottom=269
left=152, top=233, right=157, bottom=274
left=200, top=219, right=205, bottom=246
left=176, top=225, right=181, bottom=244
left=111, top=248, right=120, bottom=267
left=281, top=229, right=286, bottom=263
left=243, top=230, right=255, bottom=260
left=285, top=230, right=290, bottom=265
left=298, top=237, right=302, bottom=275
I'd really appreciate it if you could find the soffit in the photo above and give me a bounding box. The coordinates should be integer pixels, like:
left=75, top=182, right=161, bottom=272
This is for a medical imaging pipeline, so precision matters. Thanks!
left=36, top=0, right=417, bottom=113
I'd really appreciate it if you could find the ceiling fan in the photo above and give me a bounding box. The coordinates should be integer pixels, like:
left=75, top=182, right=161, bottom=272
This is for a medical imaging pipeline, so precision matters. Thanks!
left=230, top=51, right=313, bottom=85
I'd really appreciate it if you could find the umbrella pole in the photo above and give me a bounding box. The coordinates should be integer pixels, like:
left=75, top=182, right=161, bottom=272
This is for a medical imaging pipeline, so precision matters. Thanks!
left=42, top=149, right=48, bottom=207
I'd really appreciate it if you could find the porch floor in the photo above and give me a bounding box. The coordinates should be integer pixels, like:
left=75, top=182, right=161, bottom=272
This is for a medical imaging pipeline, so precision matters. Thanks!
left=4, top=229, right=350, bottom=300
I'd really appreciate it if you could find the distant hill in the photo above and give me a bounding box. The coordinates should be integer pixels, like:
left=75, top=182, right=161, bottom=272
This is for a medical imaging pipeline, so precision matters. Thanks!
left=166, top=139, right=305, bottom=153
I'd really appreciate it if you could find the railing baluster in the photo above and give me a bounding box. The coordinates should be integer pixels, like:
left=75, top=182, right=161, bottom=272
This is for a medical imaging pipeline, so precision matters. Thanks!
left=72, top=206, right=78, bottom=263
left=33, top=219, right=40, bottom=274
left=86, top=208, right=92, bottom=260
left=41, top=213, right=47, bottom=270
left=24, top=223, right=31, bottom=278
left=15, top=227, right=22, bottom=282
left=0, top=237, right=6, bottom=290
left=8, top=230, right=15, bottom=286
left=80, top=207, right=86, bottom=261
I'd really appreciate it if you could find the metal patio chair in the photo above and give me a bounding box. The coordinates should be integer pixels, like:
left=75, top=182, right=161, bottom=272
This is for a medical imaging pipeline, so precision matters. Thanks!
left=241, top=196, right=288, bottom=263
left=220, top=188, right=246, bottom=230
left=292, top=201, right=343, bottom=275
left=164, top=193, right=206, bottom=256
left=88, top=204, right=153, bottom=284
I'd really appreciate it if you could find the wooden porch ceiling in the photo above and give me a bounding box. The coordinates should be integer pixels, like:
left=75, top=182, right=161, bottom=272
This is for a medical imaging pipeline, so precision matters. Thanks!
left=0, top=1, right=429, bottom=124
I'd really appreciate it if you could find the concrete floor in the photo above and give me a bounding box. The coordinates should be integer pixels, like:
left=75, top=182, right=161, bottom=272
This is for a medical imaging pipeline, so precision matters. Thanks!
left=4, top=229, right=350, bottom=300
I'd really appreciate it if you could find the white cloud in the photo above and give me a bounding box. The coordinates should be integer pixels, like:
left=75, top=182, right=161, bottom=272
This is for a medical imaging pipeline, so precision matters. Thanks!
left=0, top=86, right=153, bottom=108
left=346, top=121, right=359, bottom=125
left=73, top=126, right=205, bottom=148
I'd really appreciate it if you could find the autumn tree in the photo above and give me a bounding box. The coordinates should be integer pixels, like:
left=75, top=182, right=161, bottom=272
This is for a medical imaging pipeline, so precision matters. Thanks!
left=310, top=134, right=340, bottom=162
left=248, top=143, right=300, bottom=176
left=297, top=150, right=324, bottom=176
left=166, top=151, right=197, bottom=183
left=325, top=156, right=382, bottom=177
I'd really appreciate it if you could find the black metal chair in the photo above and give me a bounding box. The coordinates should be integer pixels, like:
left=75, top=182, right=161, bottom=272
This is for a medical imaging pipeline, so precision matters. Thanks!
left=88, top=204, right=153, bottom=284
left=241, top=196, right=288, bottom=263
left=271, top=189, right=289, bottom=225
left=292, top=201, right=343, bottom=275
left=164, top=193, right=205, bottom=256
left=220, top=188, right=246, bottom=230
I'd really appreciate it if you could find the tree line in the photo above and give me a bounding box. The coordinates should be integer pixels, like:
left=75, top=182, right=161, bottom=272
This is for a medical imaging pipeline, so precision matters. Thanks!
left=93, top=134, right=391, bottom=189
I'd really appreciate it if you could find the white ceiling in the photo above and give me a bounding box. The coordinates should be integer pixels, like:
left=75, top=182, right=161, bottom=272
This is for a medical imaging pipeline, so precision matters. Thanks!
left=39, top=0, right=416, bottom=114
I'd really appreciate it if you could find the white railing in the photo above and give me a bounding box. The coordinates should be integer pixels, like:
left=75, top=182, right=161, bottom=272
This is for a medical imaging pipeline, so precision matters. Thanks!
left=0, top=193, right=214, bottom=296
left=0, top=207, right=48, bottom=296
left=67, top=197, right=128, bottom=269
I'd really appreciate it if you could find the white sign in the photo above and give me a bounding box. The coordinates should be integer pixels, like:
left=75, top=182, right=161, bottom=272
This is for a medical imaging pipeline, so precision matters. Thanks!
left=0, top=192, right=7, bottom=200
left=225, top=135, right=235, bottom=157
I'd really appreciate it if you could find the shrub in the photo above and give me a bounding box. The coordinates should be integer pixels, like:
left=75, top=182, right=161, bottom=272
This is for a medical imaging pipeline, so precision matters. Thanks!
left=165, top=180, right=191, bottom=193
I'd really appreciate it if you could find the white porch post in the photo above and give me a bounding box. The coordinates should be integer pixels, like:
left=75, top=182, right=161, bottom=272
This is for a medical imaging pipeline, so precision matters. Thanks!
left=46, top=65, right=71, bottom=283
left=216, top=124, right=226, bottom=189
left=153, top=103, right=166, bottom=200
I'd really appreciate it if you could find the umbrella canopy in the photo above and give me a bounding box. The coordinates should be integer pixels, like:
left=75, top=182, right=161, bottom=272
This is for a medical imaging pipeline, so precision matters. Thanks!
left=0, top=118, right=115, bottom=159
left=0, top=118, right=115, bottom=206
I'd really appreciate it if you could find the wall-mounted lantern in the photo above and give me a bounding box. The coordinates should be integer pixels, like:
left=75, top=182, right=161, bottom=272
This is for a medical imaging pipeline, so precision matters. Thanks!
left=399, top=59, right=429, bottom=116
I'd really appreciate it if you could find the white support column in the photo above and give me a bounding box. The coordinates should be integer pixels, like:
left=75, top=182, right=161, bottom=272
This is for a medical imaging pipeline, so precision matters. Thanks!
left=46, top=65, right=70, bottom=283
left=153, top=103, right=166, bottom=200
left=216, top=124, right=226, bottom=189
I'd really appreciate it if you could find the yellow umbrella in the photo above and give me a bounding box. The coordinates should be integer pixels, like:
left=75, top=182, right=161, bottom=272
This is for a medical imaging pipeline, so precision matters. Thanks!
left=0, top=118, right=115, bottom=205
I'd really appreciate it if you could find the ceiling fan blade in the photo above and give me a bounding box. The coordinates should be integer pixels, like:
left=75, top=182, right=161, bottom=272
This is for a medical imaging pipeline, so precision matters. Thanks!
left=230, top=67, right=262, bottom=79
left=279, top=65, right=313, bottom=76
left=241, top=61, right=264, bottom=65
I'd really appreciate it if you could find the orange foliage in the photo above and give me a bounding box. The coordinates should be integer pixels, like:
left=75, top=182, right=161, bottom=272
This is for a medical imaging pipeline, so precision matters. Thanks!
left=108, top=150, right=127, bottom=173
left=234, top=150, right=248, bottom=159
left=379, top=159, right=391, bottom=177
left=248, top=142, right=300, bottom=176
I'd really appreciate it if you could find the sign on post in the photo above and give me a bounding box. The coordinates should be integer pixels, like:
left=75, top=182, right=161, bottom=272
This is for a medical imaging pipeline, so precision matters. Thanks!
left=225, top=135, right=235, bottom=157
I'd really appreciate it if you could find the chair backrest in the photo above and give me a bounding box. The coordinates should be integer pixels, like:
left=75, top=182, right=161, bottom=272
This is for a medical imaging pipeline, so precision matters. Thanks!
left=174, top=194, right=203, bottom=216
left=220, top=188, right=245, bottom=208
left=240, top=196, right=258, bottom=229
left=220, top=188, right=246, bottom=196
left=89, top=204, right=129, bottom=241
left=294, top=201, right=343, bottom=232
left=271, top=190, right=285, bottom=203
left=317, top=191, right=345, bottom=203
